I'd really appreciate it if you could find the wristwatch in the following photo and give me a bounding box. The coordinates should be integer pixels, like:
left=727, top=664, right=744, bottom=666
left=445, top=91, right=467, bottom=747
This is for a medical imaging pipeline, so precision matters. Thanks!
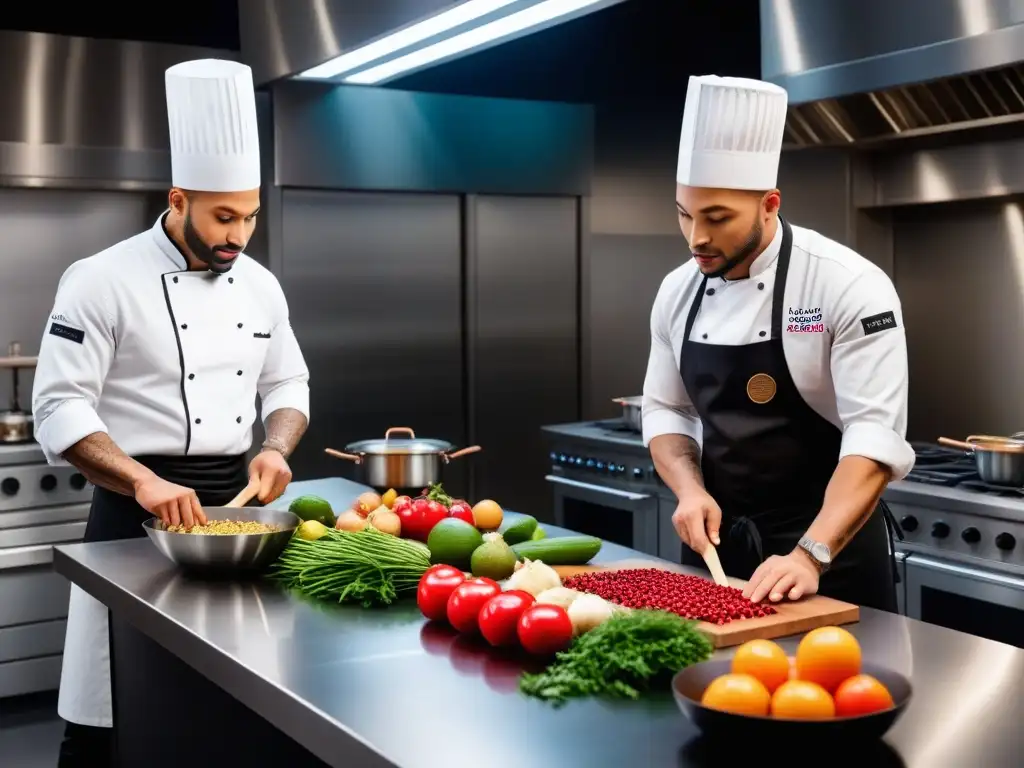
left=797, top=536, right=832, bottom=573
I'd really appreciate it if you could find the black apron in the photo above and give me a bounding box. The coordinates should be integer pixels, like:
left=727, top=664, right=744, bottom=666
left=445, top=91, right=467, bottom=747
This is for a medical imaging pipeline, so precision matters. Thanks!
left=83, top=454, right=249, bottom=544
left=678, top=218, right=900, bottom=612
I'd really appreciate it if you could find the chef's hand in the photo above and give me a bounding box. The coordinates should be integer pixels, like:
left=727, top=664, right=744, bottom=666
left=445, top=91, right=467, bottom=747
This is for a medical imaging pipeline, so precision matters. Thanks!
left=134, top=476, right=206, bottom=528
left=248, top=449, right=292, bottom=504
left=743, top=550, right=819, bottom=604
left=672, top=490, right=722, bottom=555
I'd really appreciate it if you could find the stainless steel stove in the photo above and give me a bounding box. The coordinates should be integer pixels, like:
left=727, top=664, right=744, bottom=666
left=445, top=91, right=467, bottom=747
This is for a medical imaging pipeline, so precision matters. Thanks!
left=885, top=442, right=1024, bottom=648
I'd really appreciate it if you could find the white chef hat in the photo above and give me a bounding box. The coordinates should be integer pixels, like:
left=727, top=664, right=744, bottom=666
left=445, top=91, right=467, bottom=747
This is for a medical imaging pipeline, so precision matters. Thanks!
left=676, top=75, right=789, bottom=191
left=165, top=59, right=261, bottom=192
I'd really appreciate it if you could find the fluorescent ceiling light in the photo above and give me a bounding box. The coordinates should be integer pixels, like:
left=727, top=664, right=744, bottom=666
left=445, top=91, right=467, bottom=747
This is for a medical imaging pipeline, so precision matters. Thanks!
left=345, top=0, right=604, bottom=85
left=298, top=0, right=521, bottom=79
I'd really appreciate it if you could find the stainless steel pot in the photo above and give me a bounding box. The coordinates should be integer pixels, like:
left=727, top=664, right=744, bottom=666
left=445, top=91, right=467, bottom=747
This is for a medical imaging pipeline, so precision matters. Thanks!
left=612, top=396, right=642, bottom=432
left=325, top=427, right=482, bottom=490
left=0, top=341, right=35, bottom=444
left=938, top=435, right=1024, bottom=486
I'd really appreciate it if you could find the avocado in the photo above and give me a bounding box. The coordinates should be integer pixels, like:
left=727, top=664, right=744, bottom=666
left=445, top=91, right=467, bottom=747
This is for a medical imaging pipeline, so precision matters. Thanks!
left=288, top=495, right=336, bottom=527
left=500, top=514, right=538, bottom=545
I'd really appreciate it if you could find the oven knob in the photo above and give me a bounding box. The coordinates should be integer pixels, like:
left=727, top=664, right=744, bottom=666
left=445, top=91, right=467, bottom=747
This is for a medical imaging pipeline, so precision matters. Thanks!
left=900, top=515, right=918, bottom=532
left=995, top=533, right=1016, bottom=551
left=585, top=458, right=595, bottom=469
left=961, top=527, right=981, bottom=544
left=632, top=467, right=644, bottom=479
left=558, top=454, right=567, bottom=463
left=595, top=461, right=605, bottom=471
left=70, top=473, right=88, bottom=491
left=40, top=474, right=58, bottom=492
left=1, top=477, right=19, bottom=496
left=931, top=521, right=950, bottom=539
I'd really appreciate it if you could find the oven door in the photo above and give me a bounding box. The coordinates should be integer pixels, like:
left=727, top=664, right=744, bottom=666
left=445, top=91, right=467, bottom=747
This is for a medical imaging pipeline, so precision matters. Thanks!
left=545, top=475, right=659, bottom=557
left=905, top=554, right=1024, bottom=648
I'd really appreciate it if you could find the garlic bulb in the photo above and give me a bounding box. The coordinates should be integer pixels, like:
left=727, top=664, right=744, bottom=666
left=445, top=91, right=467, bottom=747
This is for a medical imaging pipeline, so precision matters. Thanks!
left=567, top=593, right=616, bottom=635
left=504, top=558, right=561, bottom=596
left=535, top=587, right=582, bottom=611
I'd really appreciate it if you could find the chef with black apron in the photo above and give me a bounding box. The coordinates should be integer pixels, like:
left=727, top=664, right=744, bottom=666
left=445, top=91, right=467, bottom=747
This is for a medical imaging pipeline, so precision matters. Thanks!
left=643, top=75, right=913, bottom=612
left=31, top=59, right=311, bottom=767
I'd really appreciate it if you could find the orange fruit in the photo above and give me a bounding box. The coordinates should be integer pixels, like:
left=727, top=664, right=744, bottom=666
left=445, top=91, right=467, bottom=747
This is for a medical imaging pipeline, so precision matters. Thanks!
left=834, top=674, right=895, bottom=717
left=730, top=639, right=790, bottom=693
left=771, top=679, right=836, bottom=719
left=471, top=499, right=503, bottom=530
left=794, top=626, right=861, bottom=693
left=700, top=673, right=771, bottom=716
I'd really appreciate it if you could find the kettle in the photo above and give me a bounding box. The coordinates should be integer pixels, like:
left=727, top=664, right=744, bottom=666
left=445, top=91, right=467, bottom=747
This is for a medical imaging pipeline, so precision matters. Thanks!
left=0, top=341, right=36, bottom=443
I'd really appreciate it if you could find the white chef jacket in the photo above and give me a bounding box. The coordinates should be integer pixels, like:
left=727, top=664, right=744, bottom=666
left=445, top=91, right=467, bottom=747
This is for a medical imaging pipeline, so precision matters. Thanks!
left=32, top=213, right=310, bottom=464
left=642, top=221, right=915, bottom=481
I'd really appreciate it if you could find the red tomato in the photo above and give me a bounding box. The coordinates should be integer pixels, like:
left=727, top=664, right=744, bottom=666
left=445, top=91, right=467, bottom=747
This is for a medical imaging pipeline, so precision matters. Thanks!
left=833, top=675, right=895, bottom=717
left=397, top=501, right=425, bottom=540
left=478, top=590, right=535, bottom=647
left=448, top=502, right=474, bottom=525
left=446, top=578, right=501, bottom=633
left=517, top=604, right=573, bottom=655
left=392, top=495, right=413, bottom=514
left=416, top=564, right=466, bottom=621
left=421, top=500, right=449, bottom=538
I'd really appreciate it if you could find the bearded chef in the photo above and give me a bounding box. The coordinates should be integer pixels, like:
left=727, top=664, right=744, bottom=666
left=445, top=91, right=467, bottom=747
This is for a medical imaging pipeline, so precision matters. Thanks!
left=32, top=59, right=310, bottom=766
left=643, top=75, right=913, bottom=613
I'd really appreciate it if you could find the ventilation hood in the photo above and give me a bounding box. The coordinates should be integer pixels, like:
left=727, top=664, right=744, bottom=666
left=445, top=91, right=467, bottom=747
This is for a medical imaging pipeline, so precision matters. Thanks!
left=760, top=0, right=1024, bottom=148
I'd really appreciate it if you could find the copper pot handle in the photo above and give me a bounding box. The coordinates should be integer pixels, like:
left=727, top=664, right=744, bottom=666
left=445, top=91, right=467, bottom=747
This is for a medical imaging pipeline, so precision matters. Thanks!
left=938, top=437, right=974, bottom=451
left=445, top=445, right=482, bottom=462
left=324, top=447, right=362, bottom=464
left=385, top=427, right=415, bottom=440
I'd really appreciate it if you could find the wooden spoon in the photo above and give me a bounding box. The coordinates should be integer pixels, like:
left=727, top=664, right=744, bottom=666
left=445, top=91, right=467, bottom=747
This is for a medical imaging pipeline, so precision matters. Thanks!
left=225, top=478, right=261, bottom=508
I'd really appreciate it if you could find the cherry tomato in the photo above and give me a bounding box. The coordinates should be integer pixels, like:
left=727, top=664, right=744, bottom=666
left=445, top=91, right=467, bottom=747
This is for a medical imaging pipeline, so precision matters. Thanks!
left=422, top=500, right=449, bottom=535
left=517, top=604, right=573, bottom=655
left=392, top=495, right=413, bottom=514
left=397, top=501, right=425, bottom=540
left=478, top=590, right=535, bottom=647
left=448, top=502, right=474, bottom=525
left=446, top=577, right=501, bottom=633
left=416, top=564, right=466, bottom=622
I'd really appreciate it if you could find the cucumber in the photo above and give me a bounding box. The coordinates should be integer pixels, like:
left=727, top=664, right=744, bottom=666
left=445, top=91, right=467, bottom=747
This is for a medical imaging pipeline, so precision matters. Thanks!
left=511, top=536, right=602, bottom=565
left=499, top=515, right=538, bottom=545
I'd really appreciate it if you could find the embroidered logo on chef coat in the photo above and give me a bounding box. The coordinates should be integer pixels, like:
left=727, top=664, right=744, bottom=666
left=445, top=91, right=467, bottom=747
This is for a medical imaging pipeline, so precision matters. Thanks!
left=786, top=306, right=824, bottom=334
left=49, top=322, right=85, bottom=345
left=860, top=310, right=897, bottom=336
left=747, top=373, right=777, bottom=404
left=253, top=331, right=271, bottom=339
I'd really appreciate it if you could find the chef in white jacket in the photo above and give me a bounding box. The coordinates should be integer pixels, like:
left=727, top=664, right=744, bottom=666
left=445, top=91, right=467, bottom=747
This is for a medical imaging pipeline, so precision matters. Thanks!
left=643, top=75, right=913, bottom=612
left=32, top=59, right=310, bottom=766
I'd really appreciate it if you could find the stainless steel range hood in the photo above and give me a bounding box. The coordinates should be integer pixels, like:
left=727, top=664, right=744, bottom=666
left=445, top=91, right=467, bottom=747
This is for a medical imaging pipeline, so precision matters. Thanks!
left=761, top=0, right=1024, bottom=148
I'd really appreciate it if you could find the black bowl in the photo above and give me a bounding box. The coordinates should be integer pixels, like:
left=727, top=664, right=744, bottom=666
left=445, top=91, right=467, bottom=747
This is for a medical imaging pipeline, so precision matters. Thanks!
left=673, top=659, right=912, bottom=742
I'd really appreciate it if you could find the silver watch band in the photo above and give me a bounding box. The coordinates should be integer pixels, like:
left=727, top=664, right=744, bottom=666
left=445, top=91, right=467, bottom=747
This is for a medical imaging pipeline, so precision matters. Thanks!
left=261, top=437, right=289, bottom=456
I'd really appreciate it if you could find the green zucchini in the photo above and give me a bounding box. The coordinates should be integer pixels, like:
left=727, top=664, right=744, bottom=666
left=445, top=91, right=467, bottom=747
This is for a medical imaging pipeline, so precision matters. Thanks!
left=511, top=536, right=602, bottom=565
left=499, top=515, right=538, bottom=545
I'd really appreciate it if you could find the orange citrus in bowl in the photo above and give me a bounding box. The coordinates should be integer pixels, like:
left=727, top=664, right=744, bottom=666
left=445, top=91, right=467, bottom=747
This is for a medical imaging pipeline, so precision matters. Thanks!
left=700, top=673, right=771, bottom=716
left=730, top=639, right=790, bottom=693
left=770, top=679, right=836, bottom=719
left=794, top=626, right=861, bottom=693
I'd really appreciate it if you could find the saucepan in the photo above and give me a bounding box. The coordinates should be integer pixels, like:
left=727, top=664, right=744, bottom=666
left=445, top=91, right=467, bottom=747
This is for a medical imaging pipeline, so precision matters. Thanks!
left=142, top=480, right=299, bottom=576
left=937, top=435, right=1024, bottom=486
left=325, top=427, right=482, bottom=490
left=612, top=396, right=643, bottom=432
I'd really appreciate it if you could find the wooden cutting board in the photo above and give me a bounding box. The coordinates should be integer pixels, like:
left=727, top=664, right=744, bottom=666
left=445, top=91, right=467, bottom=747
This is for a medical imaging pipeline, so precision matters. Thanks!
left=553, top=559, right=859, bottom=649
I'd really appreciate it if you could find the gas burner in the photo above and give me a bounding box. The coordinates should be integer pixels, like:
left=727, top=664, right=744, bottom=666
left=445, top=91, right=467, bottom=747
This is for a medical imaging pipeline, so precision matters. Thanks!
left=591, top=419, right=640, bottom=435
left=904, top=441, right=1024, bottom=494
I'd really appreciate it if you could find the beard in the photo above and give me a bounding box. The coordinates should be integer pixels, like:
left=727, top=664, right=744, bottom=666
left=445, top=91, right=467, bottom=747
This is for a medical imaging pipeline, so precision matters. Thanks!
left=692, top=217, right=764, bottom=279
left=183, top=209, right=242, bottom=274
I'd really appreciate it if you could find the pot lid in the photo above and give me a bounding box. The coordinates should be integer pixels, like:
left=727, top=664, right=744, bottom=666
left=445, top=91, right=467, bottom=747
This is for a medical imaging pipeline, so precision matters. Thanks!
left=344, top=436, right=455, bottom=455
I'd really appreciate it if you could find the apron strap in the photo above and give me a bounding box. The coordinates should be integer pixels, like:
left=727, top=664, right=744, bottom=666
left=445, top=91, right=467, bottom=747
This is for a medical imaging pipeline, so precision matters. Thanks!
left=769, top=217, right=794, bottom=339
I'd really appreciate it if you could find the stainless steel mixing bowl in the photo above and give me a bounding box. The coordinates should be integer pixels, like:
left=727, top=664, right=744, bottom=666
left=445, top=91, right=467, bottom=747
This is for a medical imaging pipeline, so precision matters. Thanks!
left=142, top=506, right=300, bottom=576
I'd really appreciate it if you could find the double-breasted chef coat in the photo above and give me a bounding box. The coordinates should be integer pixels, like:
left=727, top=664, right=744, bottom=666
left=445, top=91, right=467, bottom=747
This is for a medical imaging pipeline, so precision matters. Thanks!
left=642, top=219, right=915, bottom=611
left=32, top=213, right=310, bottom=728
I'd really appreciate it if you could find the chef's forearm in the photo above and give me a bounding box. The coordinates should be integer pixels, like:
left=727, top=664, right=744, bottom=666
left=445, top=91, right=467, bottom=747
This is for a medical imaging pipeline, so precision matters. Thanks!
left=803, top=455, right=891, bottom=557
left=62, top=432, right=158, bottom=497
left=262, top=408, right=307, bottom=459
left=650, top=434, right=705, bottom=499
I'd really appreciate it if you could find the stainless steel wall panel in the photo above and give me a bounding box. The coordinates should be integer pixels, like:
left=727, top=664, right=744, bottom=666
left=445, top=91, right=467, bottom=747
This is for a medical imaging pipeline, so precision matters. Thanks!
left=468, top=195, right=579, bottom=518
left=279, top=189, right=466, bottom=492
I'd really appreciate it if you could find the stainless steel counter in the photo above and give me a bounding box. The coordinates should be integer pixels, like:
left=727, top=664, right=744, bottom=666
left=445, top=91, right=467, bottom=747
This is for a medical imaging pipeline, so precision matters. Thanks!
left=53, top=477, right=1024, bottom=767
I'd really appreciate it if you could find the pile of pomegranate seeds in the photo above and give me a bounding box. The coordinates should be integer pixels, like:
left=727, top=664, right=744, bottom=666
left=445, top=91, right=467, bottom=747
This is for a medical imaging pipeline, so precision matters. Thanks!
left=562, top=568, right=776, bottom=625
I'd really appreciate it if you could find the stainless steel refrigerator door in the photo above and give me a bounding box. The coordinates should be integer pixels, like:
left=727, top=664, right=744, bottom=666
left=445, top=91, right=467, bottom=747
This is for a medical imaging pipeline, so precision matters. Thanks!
left=467, top=195, right=579, bottom=518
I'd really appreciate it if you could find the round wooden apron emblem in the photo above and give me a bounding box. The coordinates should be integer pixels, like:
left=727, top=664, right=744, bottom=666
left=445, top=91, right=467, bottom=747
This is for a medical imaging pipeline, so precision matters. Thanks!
left=746, top=373, right=777, bottom=404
